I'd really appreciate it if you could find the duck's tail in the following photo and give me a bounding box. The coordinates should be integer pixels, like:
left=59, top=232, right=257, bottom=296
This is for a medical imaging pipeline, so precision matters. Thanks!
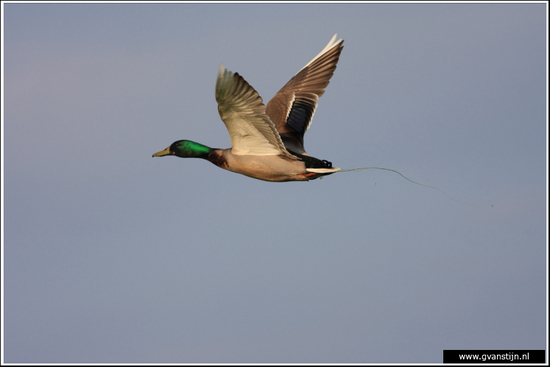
left=306, top=167, right=341, bottom=174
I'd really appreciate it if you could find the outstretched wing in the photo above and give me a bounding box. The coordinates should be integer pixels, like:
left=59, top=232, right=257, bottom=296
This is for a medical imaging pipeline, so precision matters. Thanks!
left=265, top=34, right=344, bottom=154
left=215, top=64, right=295, bottom=158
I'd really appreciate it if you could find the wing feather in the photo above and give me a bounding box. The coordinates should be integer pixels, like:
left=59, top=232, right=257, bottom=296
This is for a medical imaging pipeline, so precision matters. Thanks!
left=215, top=65, right=295, bottom=158
left=265, top=34, right=344, bottom=154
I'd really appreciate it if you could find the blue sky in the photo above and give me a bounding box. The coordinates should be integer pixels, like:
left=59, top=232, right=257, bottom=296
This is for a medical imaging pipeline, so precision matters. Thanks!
left=3, top=2, right=547, bottom=363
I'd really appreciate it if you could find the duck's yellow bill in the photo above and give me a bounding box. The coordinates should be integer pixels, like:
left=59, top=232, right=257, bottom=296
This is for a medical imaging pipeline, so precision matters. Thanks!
left=152, top=147, right=171, bottom=157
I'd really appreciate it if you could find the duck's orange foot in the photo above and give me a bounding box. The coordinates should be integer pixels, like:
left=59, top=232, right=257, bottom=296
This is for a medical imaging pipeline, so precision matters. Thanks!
left=300, top=172, right=319, bottom=178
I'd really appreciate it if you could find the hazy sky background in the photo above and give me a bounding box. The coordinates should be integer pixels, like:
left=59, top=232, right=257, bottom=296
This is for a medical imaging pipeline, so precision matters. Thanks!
left=3, top=2, right=547, bottom=363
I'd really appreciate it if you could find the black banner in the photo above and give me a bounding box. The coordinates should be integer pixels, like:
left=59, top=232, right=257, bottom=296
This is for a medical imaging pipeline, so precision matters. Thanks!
left=443, top=350, right=545, bottom=363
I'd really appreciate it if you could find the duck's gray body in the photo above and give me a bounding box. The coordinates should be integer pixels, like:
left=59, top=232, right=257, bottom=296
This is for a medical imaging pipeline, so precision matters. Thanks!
left=208, top=149, right=335, bottom=182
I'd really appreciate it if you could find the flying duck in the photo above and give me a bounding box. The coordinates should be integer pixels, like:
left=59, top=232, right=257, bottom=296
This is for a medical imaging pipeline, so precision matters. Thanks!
left=153, top=34, right=344, bottom=182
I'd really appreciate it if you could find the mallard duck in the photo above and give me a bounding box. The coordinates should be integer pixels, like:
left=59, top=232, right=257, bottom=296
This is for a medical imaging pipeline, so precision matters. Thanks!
left=153, top=34, right=344, bottom=182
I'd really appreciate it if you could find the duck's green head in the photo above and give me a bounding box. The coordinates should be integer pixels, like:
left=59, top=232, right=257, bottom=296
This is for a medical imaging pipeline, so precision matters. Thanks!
left=152, top=140, right=213, bottom=159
